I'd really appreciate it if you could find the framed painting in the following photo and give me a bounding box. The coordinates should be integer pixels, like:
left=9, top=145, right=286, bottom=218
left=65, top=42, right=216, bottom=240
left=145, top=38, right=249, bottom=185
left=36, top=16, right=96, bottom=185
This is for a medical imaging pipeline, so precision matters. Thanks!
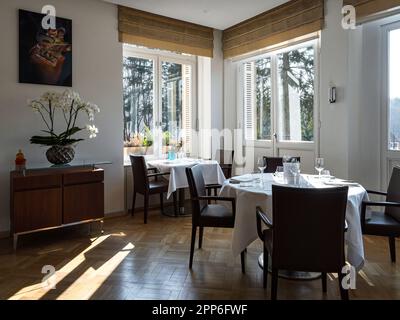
left=19, top=9, right=72, bottom=87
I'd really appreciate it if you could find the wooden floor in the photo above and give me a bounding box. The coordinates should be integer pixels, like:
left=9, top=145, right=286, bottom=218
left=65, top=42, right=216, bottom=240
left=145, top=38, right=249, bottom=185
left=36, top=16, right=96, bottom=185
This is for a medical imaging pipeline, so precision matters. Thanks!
left=0, top=210, right=399, bottom=300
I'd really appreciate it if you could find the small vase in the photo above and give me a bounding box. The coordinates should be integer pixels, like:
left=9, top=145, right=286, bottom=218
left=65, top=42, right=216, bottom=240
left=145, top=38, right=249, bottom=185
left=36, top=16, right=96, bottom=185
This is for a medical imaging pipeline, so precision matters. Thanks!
left=46, top=145, right=75, bottom=165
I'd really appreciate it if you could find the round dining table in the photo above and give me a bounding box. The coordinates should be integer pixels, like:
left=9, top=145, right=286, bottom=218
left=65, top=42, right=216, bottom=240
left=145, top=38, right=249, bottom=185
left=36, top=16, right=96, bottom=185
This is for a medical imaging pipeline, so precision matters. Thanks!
left=219, top=173, right=369, bottom=279
left=147, top=158, right=226, bottom=216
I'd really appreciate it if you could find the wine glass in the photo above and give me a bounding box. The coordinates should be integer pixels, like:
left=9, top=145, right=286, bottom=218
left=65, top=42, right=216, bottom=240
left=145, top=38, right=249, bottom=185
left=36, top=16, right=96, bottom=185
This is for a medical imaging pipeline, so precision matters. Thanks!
left=257, top=157, right=266, bottom=187
left=257, top=157, right=266, bottom=174
left=315, top=158, right=325, bottom=178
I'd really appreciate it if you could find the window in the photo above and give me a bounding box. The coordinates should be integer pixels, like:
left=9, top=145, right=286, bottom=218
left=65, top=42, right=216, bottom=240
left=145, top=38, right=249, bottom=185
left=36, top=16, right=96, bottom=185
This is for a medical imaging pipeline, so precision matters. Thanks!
left=242, top=42, right=316, bottom=143
left=123, top=56, right=154, bottom=147
left=123, top=46, right=196, bottom=159
left=389, top=28, right=400, bottom=151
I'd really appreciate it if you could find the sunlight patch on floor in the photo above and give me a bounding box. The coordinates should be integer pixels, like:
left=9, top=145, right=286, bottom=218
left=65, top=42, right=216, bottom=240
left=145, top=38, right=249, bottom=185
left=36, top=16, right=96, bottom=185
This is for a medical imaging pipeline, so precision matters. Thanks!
left=56, top=242, right=134, bottom=300
left=8, top=234, right=111, bottom=300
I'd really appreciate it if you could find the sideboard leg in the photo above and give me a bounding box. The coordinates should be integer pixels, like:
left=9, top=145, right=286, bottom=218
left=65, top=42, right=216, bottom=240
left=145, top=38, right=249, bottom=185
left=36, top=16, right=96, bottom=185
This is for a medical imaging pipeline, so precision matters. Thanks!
left=100, top=220, right=104, bottom=234
left=88, top=223, right=92, bottom=236
left=13, top=234, right=18, bottom=251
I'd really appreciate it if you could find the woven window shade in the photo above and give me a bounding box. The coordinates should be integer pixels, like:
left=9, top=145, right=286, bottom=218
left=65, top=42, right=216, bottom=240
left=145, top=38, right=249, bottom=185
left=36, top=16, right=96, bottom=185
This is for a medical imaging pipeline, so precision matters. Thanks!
left=343, top=0, right=400, bottom=20
left=222, top=0, right=324, bottom=59
left=118, top=6, right=214, bottom=57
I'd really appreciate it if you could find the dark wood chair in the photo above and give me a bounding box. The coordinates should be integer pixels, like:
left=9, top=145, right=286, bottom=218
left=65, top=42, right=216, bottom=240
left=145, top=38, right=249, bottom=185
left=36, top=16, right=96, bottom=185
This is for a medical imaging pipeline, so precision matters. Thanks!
left=263, top=156, right=301, bottom=173
left=361, top=167, right=400, bottom=262
left=186, top=164, right=245, bottom=272
left=130, top=155, right=177, bottom=224
left=207, top=149, right=234, bottom=196
left=256, top=185, right=349, bottom=300
left=217, top=149, right=234, bottom=179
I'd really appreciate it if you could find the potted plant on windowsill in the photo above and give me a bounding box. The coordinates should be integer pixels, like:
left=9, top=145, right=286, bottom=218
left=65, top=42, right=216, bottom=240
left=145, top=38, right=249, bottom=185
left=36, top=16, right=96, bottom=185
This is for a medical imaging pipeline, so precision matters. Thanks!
left=142, top=126, right=153, bottom=155
left=28, top=90, right=100, bottom=165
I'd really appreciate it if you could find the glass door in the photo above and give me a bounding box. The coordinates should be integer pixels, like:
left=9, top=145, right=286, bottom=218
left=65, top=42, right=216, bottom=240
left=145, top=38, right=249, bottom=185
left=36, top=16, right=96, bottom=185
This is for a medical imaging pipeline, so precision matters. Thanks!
left=273, top=43, right=317, bottom=174
left=382, top=24, right=400, bottom=187
left=240, top=40, right=318, bottom=174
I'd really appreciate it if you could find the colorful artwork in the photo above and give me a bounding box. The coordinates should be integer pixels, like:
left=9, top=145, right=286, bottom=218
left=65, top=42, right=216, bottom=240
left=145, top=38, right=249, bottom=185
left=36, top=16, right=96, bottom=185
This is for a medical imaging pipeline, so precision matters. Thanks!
left=19, top=9, right=72, bottom=86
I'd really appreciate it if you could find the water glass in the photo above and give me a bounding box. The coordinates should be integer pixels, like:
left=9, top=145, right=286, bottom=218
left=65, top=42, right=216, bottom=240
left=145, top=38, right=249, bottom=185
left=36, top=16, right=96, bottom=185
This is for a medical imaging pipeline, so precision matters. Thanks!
left=275, top=166, right=284, bottom=178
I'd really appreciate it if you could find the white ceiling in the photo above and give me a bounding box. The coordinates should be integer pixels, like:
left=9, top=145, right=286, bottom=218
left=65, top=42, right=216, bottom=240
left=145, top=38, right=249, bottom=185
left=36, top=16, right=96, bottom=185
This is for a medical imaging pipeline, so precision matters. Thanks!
left=104, top=0, right=289, bottom=30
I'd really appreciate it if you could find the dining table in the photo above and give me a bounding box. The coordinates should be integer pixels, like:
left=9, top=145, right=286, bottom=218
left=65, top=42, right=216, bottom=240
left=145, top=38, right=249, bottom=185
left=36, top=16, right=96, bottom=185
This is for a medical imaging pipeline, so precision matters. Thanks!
left=219, top=173, right=370, bottom=279
left=147, top=157, right=226, bottom=215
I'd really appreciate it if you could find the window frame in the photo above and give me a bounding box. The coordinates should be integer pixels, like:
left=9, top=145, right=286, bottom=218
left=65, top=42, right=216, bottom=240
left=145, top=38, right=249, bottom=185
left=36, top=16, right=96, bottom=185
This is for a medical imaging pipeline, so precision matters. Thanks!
left=123, top=45, right=198, bottom=159
left=237, top=39, right=320, bottom=149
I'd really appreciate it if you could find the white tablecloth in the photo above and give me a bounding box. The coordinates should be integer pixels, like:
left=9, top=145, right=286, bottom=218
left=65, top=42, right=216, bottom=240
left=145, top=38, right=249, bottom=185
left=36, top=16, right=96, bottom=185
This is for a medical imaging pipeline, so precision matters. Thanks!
left=147, top=158, right=226, bottom=198
left=220, top=174, right=369, bottom=271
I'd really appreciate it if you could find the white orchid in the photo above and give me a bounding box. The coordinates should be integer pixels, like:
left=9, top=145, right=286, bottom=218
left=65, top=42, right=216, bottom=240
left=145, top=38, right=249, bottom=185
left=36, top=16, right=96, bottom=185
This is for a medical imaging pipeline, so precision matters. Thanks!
left=86, top=124, right=99, bottom=139
left=29, top=90, right=100, bottom=147
left=28, top=99, right=42, bottom=113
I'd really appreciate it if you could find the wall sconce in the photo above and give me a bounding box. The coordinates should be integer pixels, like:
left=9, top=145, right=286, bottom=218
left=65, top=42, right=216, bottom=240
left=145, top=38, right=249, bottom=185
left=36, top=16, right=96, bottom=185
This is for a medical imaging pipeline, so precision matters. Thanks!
left=329, top=85, right=337, bottom=104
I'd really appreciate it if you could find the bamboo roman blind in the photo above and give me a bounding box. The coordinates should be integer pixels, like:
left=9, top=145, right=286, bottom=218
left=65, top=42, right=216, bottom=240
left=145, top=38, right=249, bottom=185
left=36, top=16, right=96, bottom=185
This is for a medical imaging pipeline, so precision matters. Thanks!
left=222, top=0, right=324, bottom=59
left=343, top=0, right=400, bottom=20
left=118, top=6, right=214, bottom=57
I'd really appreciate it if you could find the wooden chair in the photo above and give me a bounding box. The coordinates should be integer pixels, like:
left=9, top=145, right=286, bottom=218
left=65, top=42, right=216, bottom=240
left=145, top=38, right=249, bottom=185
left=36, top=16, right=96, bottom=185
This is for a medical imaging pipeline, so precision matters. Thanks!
left=130, top=155, right=177, bottom=224
left=263, top=157, right=301, bottom=173
left=256, top=185, right=349, bottom=300
left=186, top=164, right=245, bottom=272
left=207, top=149, right=234, bottom=196
left=361, top=167, right=400, bottom=262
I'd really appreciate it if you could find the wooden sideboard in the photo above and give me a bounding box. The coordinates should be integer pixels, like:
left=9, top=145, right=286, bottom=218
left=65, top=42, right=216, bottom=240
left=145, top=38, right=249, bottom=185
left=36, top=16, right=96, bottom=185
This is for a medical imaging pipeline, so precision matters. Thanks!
left=10, top=166, right=104, bottom=249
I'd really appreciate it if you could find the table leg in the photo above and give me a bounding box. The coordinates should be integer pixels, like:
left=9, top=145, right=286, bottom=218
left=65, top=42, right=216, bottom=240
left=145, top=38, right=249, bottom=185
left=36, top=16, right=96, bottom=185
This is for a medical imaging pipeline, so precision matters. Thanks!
left=13, top=234, right=18, bottom=251
left=161, top=188, right=192, bottom=217
left=179, top=189, right=186, bottom=214
left=258, top=253, right=321, bottom=280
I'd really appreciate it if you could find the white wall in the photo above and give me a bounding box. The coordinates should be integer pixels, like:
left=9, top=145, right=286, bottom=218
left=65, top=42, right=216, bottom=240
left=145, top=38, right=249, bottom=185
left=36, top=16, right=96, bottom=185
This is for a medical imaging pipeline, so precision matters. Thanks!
left=0, top=0, right=124, bottom=232
left=319, top=0, right=350, bottom=179
left=211, top=30, right=224, bottom=157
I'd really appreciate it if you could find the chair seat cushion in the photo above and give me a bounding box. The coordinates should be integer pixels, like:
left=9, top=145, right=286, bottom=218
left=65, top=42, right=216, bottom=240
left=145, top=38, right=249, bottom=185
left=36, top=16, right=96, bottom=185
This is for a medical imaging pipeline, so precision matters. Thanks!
left=364, top=211, right=400, bottom=236
left=148, top=180, right=169, bottom=194
left=199, top=204, right=234, bottom=227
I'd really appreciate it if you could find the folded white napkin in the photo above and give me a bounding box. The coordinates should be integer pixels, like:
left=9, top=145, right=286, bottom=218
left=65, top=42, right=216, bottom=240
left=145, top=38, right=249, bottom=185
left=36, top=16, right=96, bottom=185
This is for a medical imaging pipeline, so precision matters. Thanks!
left=230, top=175, right=256, bottom=183
left=323, top=180, right=360, bottom=187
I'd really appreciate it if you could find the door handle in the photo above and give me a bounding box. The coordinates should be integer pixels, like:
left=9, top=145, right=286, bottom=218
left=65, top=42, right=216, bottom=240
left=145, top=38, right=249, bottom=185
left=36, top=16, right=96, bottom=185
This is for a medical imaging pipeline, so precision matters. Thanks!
left=273, top=133, right=278, bottom=140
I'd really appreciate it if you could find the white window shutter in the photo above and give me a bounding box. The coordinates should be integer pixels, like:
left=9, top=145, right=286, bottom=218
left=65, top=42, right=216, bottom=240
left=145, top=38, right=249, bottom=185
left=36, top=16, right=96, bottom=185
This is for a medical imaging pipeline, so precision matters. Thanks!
left=182, top=64, right=192, bottom=153
left=244, top=62, right=255, bottom=140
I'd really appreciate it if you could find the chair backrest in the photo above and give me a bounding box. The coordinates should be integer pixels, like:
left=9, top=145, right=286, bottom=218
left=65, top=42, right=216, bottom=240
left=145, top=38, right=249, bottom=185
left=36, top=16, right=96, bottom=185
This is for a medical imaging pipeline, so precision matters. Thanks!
left=216, top=149, right=234, bottom=165
left=186, top=165, right=208, bottom=223
left=386, top=167, right=400, bottom=222
left=215, top=150, right=234, bottom=178
left=130, top=155, right=149, bottom=194
left=263, top=157, right=300, bottom=173
left=271, top=185, right=348, bottom=272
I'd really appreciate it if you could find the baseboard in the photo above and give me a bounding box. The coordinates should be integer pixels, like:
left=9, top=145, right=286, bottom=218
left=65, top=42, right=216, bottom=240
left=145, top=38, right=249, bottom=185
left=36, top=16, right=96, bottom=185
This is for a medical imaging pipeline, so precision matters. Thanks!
left=104, top=211, right=128, bottom=219
left=128, top=202, right=176, bottom=214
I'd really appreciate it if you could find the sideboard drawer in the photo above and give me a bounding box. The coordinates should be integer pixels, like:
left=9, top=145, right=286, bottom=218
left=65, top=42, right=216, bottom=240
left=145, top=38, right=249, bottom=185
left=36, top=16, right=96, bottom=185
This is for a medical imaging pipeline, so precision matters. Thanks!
left=63, top=169, right=104, bottom=186
left=13, top=174, right=62, bottom=192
